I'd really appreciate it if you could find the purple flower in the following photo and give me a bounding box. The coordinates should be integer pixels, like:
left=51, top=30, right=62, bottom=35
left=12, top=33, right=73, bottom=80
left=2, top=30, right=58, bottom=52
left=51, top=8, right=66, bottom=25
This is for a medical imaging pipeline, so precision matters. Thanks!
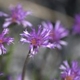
left=20, top=25, right=50, bottom=57
left=0, top=73, right=4, bottom=76
left=0, top=4, right=32, bottom=28
left=59, top=60, right=80, bottom=80
left=0, top=28, right=14, bottom=55
left=42, top=21, right=69, bottom=49
left=17, top=75, right=21, bottom=80
left=72, top=15, right=80, bottom=34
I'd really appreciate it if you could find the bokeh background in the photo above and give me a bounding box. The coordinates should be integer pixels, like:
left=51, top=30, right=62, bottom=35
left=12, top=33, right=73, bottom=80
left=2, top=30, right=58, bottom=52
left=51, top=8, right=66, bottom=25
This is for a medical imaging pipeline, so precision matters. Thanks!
left=0, top=0, right=80, bottom=80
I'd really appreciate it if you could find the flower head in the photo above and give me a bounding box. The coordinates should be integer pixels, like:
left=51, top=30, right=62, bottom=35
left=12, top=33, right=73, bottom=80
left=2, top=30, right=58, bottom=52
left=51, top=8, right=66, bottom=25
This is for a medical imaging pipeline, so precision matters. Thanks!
left=59, top=60, right=80, bottom=80
left=0, top=4, right=32, bottom=28
left=72, top=14, right=80, bottom=34
left=20, top=25, right=50, bottom=57
left=42, top=21, right=69, bottom=49
left=0, top=28, right=14, bottom=55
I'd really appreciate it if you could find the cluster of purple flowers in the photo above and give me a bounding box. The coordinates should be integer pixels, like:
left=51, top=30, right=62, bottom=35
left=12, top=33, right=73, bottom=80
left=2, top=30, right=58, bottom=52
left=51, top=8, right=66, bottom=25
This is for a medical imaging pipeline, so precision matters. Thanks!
left=0, top=4, right=33, bottom=55
left=1, top=3, right=80, bottom=57
left=0, top=3, right=80, bottom=80
left=0, top=3, right=70, bottom=57
left=20, top=21, right=69, bottom=56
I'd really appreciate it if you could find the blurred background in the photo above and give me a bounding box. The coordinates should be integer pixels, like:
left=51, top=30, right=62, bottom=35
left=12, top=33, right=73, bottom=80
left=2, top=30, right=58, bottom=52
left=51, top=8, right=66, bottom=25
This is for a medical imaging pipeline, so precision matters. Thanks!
left=0, top=0, right=80, bottom=80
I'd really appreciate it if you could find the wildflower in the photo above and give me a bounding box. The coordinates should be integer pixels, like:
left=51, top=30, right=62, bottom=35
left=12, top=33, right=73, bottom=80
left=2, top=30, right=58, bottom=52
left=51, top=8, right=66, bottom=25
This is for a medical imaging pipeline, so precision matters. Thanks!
left=42, top=21, right=69, bottom=49
left=0, top=28, right=14, bottom=55
left=72, top=15, right=80, bottom=34
left=20, top=25, right=50, bottom=57
left=0, top=4, right=32, bottom=28
left=59, top=60, right=80, bottom=80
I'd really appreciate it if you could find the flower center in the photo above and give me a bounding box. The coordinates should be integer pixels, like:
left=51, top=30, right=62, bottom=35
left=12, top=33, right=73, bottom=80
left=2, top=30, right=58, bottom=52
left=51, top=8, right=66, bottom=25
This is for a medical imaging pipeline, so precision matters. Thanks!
left=12, top=18, right=16, bottom=22
left=0, top=40, right=3, bottom=44
left=49, top=31, right=55, bottom=37
left=65, top=76, right=73, bottom=80
left=31, top=38, right=37, bottom=45
left=12, top=13, right=17, bottom=22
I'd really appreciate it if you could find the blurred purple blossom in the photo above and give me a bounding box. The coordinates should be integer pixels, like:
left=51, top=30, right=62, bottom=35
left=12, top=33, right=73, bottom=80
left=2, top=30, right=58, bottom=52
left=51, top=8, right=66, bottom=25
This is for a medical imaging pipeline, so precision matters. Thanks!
left=8, top=75, right=21, bottom=80
left=0, top=73, right=4, bottom=76
left=0, top=28, right=14, bottom=55
left=59, top=60, right=80, bottom=80
left=0, top=4, right=32, bottom=28
left=20, top=25, right=50, bottom=57
left=42, top=21, right=69, bottom=49
left=17, top=75, right=21, bottom=80
left=72, top=15, right=80, bottom=34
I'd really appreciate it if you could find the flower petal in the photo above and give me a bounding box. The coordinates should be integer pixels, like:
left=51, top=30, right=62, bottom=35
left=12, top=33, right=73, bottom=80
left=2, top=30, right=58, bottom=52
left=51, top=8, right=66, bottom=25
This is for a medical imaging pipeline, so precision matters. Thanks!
left=55, top=20, right=61, bottom=30
left=22, top=20, right=32, bottom=28
left=0, top=11, right=8, bottom=17
left=3, top=21, right=11, bottom=28
left=0, top=49, right=2, bottom=55
left=59, top=40, right=67, bottom=46
left=20, top=37, right=30, bottom=43
left=2, top=28, right=9, bottom=35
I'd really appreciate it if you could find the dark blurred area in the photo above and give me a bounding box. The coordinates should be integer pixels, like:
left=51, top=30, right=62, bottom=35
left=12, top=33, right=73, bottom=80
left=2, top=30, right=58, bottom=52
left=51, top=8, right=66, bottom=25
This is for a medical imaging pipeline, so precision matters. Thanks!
left=0, top=0, right=80, bottom=80
left=27, top=0, right=77, bottom=16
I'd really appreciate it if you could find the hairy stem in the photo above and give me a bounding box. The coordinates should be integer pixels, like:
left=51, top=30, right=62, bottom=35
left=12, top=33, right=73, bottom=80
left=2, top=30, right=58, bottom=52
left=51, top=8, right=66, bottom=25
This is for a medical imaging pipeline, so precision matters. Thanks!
left=21, top=51, right=30, bottom=80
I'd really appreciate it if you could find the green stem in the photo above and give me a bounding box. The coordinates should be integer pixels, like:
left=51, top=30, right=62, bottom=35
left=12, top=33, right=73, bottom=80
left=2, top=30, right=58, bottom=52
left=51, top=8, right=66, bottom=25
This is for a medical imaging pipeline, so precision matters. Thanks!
left=21, top=51, right=30, bottom=80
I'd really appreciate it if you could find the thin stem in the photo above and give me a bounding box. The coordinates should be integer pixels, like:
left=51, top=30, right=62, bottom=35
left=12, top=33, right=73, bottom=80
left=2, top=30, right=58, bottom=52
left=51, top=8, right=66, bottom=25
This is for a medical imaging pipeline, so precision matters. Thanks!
left=0, top=49, right=4, bottom=72
left=21, top=51, right=30, bottom=80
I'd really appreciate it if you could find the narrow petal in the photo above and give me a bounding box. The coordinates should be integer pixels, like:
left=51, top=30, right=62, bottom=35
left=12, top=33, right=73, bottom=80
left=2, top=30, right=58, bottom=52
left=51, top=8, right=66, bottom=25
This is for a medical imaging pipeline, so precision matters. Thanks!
left=25, top=11, right=32, bottom=15
left=22, top=20, right=32, bottom=28
left=42, top=21, right=53, bottom=30
left=60, top=30, right=69, bottom=38
left=59, top=40, right=67, bottom=46
left=2, top=28, right=9, bottom=35
left=46, top=43, right=55, bottom=49
left=55, top=20, right=61, bottom=30
left=56, top=44, right=62, bottom=49
left=47, top=22, right=53, bottom=30
left=6, top=38, right=14, bottom=45
left=0, top=45, right=7, bottom=54
left=0, top=48, right=2, bottom=55
left=20, top=37, right=30, bottom=43
left=37, top=25, right=42, bottom=35
left=23, top=30, right=30, bottom=36
left=30, top=45, right=38, bottom=57
left=59, top=65, right=66, bottom=70
left=42, top=21, right=48, bottom=29
left=63, top=60, right=70, bottom=68
left=3, top=21, right=11, bottom=28
left=0, top=11, right=8, bottom=17
left=5, top=18, right=12, bottom=22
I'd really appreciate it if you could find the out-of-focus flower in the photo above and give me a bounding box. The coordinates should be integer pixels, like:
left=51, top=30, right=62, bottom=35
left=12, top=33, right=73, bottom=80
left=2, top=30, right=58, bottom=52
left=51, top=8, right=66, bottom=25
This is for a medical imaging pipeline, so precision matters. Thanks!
left=8, top=75, right=21, bottom=80
left=0, top=28, right=14, bottom=55
left=59, top=60, right=80, bottom=80
left=0, top=4, right=32, bottom=28
left=42, top=21, right=69, bottom=49
left=0, top=73, right=4, bottom=76
left=17, top=75, right=21, bottom=80
left=72, top=15, right=80, bottom=34
left=20, top=25, right=50, bottom=57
